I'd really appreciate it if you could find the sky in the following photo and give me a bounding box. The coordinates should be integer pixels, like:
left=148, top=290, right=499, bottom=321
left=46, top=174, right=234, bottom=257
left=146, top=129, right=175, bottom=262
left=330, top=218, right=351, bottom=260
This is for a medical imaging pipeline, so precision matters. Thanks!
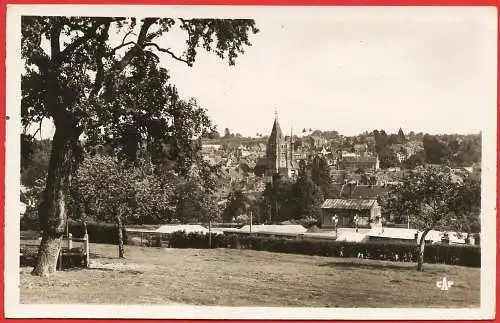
left=162, top=7, right=496, bottom=137
left=30, top=6, right=497, bottom=138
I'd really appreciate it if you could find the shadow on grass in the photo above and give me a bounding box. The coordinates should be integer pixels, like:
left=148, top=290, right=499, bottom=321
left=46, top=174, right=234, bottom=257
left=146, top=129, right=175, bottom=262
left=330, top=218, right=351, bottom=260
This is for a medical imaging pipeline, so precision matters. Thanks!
left=318, top=260, right=417, bottom=271
left=65, top=267, right=144, bottom=275
left=319, top=260, right=451, bottom=275
left=89, top=252, right=117, bottom=260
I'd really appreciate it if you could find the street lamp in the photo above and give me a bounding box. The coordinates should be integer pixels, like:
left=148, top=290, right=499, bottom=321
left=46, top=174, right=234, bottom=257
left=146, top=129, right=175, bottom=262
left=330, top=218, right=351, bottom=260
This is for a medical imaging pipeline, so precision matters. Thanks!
left=354, top=214, right=360, bottom=232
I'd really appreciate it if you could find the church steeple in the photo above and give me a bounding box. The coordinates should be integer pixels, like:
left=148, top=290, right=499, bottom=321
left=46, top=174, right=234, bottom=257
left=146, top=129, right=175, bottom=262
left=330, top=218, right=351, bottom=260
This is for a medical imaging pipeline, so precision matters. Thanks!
left=269, top=111, right=283, bottom=142
left=266, top=110, right=287, bottom=175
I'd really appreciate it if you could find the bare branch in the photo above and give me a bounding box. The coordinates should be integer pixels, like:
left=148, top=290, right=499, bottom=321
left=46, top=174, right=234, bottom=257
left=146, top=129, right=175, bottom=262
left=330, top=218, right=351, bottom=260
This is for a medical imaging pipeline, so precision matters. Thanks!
left=121, top=30, right=136, bottom=45
left=143, top=42, right=190, bottom=65
left=179, top=18, right=193, bottom=37
left=111, top=41, right=136, bottom=54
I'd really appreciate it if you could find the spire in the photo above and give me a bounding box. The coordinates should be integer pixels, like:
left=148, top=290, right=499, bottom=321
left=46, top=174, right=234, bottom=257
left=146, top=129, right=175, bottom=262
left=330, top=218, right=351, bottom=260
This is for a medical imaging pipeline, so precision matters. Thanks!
left=269, top=110, right=283, bottom=141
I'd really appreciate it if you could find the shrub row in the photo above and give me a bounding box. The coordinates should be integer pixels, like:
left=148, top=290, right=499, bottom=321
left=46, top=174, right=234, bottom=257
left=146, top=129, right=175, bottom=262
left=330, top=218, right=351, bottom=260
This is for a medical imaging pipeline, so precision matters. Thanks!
left=169, top=231, right=230, bottom=249
left=67, top=220, right=128, bottom=245
left=168, top=232, right=481, bottom=267
left=21, top=220, right=128, bottom=245
left=68, top=220, right=127, bottom=244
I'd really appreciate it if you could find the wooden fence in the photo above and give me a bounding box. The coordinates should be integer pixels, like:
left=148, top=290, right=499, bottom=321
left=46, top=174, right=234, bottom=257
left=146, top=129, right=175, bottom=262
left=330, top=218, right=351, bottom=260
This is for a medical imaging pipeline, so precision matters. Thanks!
left=20, top=233, right=90, bottom=269
left=61, top=233, right=90, bottom=268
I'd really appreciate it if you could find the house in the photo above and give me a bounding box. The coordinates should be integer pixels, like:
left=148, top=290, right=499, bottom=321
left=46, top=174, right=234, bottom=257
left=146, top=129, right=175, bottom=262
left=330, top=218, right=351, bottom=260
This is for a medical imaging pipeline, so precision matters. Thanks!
left=309, top=136, right=328, bottom=148
left=339, top=155, right=379, bottom=171
left=201, top=144, right=222, bottom=151
left=353, top=144, right=368, bottom=155
left=321, top=198, right=382, bottom=229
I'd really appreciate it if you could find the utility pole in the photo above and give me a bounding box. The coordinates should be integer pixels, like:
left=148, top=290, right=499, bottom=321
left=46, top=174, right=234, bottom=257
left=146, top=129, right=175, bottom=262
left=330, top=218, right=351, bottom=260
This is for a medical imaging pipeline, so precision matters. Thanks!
left=250, top=211, right=253, bottom=234
left=208, top=219, right=212, bottom=249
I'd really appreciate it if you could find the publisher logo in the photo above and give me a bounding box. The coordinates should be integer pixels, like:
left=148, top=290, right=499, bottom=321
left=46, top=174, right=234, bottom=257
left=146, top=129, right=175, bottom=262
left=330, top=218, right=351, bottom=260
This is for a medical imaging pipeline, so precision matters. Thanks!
left=436, top=277, right=454, bottom=291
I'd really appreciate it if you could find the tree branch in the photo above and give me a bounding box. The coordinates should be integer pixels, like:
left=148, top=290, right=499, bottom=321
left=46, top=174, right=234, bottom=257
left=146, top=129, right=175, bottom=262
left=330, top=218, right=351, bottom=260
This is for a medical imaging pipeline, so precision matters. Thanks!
left=121, top=30, right=136, bottom=45
left=179, top=18, right=193, bottom=37
left=111, top=41, right=136, bottom=54
left=53, top=20, right=110, bottom=66
left=107, top=18, right=157, bottom=78
left=50, top=22, right=62, bottom=61
left=143, top=42, right=190, bottom=65
left=89, top=21, right=112, bottom=99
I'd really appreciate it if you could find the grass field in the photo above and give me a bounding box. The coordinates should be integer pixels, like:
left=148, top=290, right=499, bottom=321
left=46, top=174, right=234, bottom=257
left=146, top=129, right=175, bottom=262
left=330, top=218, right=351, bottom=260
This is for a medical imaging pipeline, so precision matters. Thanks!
left=20, top=243, right=480, bottom=307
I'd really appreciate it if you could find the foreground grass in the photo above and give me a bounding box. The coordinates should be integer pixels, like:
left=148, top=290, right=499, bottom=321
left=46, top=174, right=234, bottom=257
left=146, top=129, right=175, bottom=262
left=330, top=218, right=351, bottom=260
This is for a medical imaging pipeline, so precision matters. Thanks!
left=20, top=243, right=480, bottom=307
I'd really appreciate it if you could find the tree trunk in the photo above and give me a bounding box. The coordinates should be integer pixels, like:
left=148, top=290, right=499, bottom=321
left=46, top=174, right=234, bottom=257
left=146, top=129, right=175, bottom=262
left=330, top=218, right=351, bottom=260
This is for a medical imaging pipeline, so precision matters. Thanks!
left=417, top=229, right=431, bottom=271
left=116, top=216, right=125, bottom=259
left=32, top=126, right=77, bottom=276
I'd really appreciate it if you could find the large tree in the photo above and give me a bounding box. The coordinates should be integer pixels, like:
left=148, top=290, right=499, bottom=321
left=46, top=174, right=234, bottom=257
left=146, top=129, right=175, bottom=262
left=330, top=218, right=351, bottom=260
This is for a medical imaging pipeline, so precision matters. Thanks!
left=291, top=160, right=324, bottom=221
left=174, top=177, right=220, bottom=224
left=222, top=189, right=249, bottom=222
left=22, top=16, right=258, bottom=276
left=74, top=154, right=139, bottom=258
left=380, top=166, right=480, bottom=271
left=310, top=155, right=333, bottom=198
left=423, top=134, right=451, bottom=164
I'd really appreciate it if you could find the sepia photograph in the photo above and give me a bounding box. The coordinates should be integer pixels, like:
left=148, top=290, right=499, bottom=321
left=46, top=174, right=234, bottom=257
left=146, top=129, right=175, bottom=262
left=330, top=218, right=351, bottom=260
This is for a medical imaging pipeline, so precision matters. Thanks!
left=4, top=4, right=497, bottom=320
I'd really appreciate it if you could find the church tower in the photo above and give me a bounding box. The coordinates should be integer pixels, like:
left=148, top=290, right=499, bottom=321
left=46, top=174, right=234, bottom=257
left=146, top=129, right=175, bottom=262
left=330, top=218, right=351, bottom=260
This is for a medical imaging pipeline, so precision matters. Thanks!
left=266, top=112, right=293, bottom=177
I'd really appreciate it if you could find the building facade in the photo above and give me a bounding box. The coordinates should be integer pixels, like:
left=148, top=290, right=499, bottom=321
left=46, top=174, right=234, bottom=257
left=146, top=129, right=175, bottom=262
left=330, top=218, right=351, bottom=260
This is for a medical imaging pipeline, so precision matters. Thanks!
left=320, top=198, right=382, bottom=229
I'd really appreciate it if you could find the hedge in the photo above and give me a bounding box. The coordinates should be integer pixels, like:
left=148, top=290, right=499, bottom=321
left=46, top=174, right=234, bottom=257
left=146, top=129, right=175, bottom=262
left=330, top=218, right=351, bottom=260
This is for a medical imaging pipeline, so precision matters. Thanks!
left=169, top=231, right=230, bottom=249
left=167, top=232, right=481, bottom=268
left=67, top=220, right=128, bottom=245
left=21, top=219, right=128, bottom=245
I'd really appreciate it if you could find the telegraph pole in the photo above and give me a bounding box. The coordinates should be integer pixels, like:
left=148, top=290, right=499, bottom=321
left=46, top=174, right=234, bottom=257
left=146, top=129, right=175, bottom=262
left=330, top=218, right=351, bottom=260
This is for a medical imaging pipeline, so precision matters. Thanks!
left=250, top=211, right=253, bottom=234
left=208, top=218, right=212, bottom=249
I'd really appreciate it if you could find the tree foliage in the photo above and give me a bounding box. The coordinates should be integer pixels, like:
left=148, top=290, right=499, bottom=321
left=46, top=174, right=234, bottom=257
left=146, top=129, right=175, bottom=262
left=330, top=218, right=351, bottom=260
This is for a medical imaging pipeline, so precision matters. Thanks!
left=174, top=178, right=220, bottom=224
left=291, top=161, right=324, bottom=221
left=222, top=190, right=249, bottom=222
left=379, top=165, right=480, bottom=270
left=310, top=155, right=334, bottom=198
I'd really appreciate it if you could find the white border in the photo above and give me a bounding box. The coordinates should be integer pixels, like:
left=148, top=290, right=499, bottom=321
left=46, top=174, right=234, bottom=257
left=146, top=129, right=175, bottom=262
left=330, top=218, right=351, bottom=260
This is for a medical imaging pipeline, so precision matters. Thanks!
left=5, top=5, right=497, bottom=320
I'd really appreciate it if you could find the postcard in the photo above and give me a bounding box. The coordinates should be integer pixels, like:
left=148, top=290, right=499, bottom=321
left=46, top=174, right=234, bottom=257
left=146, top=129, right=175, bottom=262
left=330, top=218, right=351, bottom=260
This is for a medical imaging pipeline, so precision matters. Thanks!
left=5, top=4, right=497, bottom=320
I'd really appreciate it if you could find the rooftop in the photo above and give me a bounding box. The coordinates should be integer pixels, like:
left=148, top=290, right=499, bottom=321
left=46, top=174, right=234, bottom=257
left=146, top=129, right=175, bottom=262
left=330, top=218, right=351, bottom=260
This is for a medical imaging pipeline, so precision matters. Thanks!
left=321, top=198, right=377, bottom=210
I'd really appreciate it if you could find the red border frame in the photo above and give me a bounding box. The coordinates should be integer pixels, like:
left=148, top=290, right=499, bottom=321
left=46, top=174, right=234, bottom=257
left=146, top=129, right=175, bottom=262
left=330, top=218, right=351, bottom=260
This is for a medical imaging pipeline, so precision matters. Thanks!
left=1, top=1, right=498, bottom=322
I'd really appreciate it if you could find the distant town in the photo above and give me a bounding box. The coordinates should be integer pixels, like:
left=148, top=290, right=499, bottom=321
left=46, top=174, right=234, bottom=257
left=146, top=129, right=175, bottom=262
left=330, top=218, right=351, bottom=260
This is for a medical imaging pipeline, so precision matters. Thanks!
left=197, top=114, right=481, bottom=227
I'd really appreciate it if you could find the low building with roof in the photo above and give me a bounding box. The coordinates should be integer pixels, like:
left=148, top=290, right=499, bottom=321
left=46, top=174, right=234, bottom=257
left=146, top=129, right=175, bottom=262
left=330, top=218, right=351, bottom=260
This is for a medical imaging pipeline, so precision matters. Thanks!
left=223, top=224, right=308, bottom=238
left=338, top=155, right=380, bottom=171
left=366, top=227, right=476, bottom=245
left=320, top=198, right=382, bottom=229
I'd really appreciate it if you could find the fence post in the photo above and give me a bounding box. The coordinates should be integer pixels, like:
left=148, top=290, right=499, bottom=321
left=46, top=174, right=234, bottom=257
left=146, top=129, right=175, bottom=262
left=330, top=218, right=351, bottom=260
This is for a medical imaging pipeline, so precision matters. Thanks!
left=58, top=249, right=63, bottom=270
left=68, top=233, right=72, bottom=250
left=84, top=233, right=90, bottom=267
